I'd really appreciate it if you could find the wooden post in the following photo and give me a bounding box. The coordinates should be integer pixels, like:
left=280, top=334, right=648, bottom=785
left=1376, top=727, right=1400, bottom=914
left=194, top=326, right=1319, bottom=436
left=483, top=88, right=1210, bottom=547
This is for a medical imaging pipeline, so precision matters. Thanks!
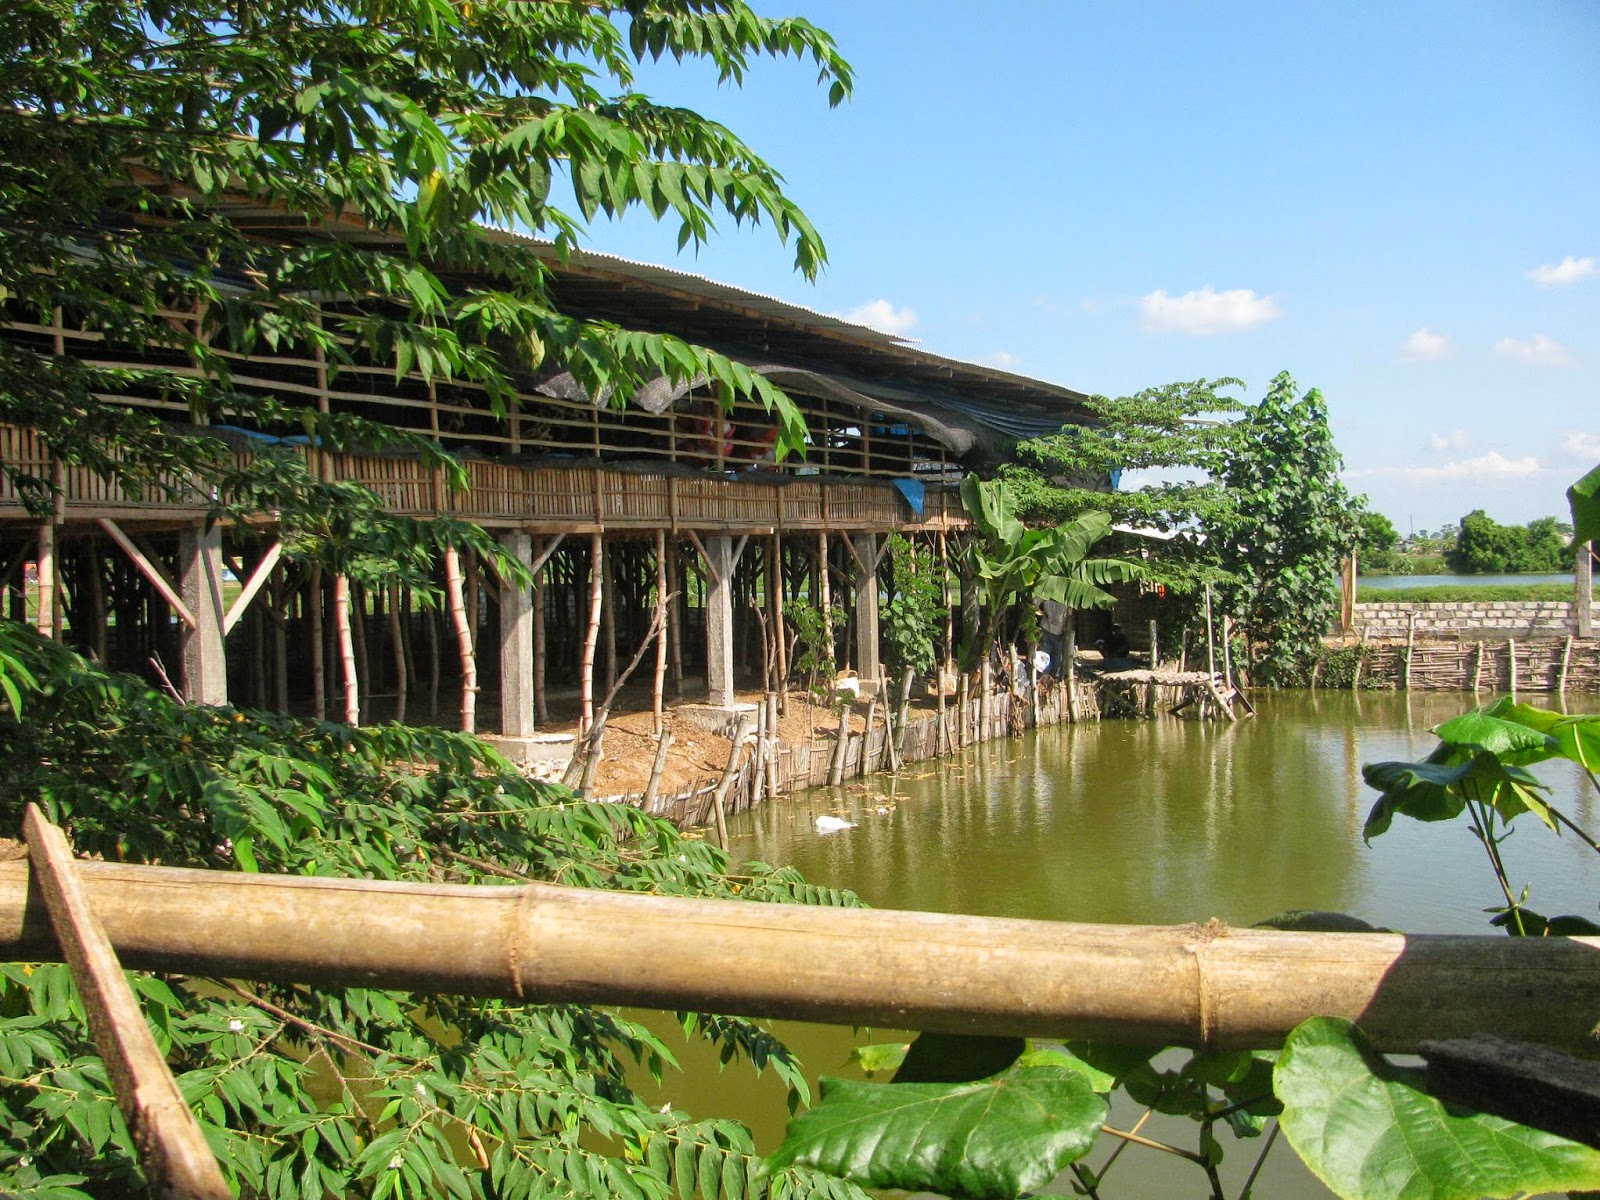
left=1149, top=619, right=1159, bottom=669
left=22, top=808, right=230, bottom=1200
left=978, top=657, right=992, bottom=742
left=817, top=530, right=832, bottom=648
left=34, top=519, right=54, bottom=639
left=765, top=692, right=781, bottom=798
left=498, top=531, right=535, bottom=739
left=956, top=673, right=969, bottom=747
left=642, top=730, right=673, bottom=814
left=1578, top=542, right=1595, bottom=640
left=1221, top=615, right=1234, bottom=691
left=771, top=533, right=788, bottom=710
left=1473, top=640, right=1484, bottom=693
left=828, top=699, right=853, bottom=787
left=600, top=536, right=617, bottom=693
left=859, top=691, right=879, bottom=778
left=851, top=533, right=882, bottom=686
left=700, top=534, right=738, bottom=709
left=389, top=583, right=408, bottom=725
left=350, top=583, right=370, bottom=723
left=443, top=546, right=477, bottom=733
left=533, top=563, right=548, bottom=725
left=667, top=537, right=683, bottom=698
left=1404, top=611, right=1416, bottom=692
left=750, top=699, right=768, bottom=807
left=1560, top=635, right=1573, bottom=695
left=1508, top=638, right=1518, bottom=699
left=579, top=532, right=603, bottom=736
left=707, top=713, right=754, bottom=849
left=309, top=567, right=325, bottom=720
left=178, top=522, right=228, bottom=705
left=1204, top=583, right=1216, bottom=681
left=653, top=530, right=668, bottom=735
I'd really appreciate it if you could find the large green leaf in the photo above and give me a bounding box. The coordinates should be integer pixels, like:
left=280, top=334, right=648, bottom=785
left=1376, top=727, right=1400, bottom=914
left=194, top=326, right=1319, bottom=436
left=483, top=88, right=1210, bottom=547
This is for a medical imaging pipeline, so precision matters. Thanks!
left=1431, top=709, right=1557, bottom=765
left=768, top=1059, right=1107, bottom=1200
left=1275, top=1017, right=1600, bottom=1200
left=1568, top=461, right=1600, bottom=547
left=960, top=475, right=1024, bottom=551
left=1361, top=752, right=1552, bottom=841
left=891, top=1033, right=1025, bottom=1084
left=1488, top=699, right=1600, bottom=773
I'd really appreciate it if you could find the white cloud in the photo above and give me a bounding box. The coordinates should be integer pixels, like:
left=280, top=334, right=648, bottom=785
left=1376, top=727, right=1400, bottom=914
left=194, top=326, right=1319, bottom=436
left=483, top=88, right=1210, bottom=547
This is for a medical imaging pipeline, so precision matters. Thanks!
left=1493, top=332, right=1574, bottom=366
left=1428, top=429, right=1470, bottom=452
left=1347, top=451, right=1543, bottom=482
left=1562, top=430, right=1600, bottom=460
left=1402, top=328, right=1451, bottom=360
left=983, top=350, right=1020, bottom=369
left=1527, top=255, right=1597, bottom=287
left=839, top=299, right=918, bottom=336
left=1138, top=287, right=1283, bottom=336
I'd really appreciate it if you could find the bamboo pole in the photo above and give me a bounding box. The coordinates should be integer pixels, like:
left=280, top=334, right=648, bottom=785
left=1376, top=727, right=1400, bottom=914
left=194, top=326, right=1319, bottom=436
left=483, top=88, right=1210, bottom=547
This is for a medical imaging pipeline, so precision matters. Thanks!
left=667, top=538, right=683, bottom=698
left=750, top=699, right=768, bottom=808
left=36, top=518, right=55, bottom=638
left=642, top=730, right=673, bottom=814
left=443, top=546, right=476, bottom=733
left=765, top=692, right=781, bottom=799
left=600, top=536, right=616, bottom=693
left=533, top=565, right=548, bottom=725
left=1472, top=640, right=1484, bottom=693
left=859, top=692, right=879, bottom=778
left=333, top=573, right=359, bottom=725
left=1204, top=583, right=1216, bottom=681
left=22, top=810, right=230, bottom=1200
left=579, top=532, right=603, bottom=736
left=309, top=567, right=325, bottom=720
left=1508, top=638, right=1518, bottom=699
left=388, top=583, right=407, bottom=725
left=350, top=583, right=371, bottom=723
left=653, top=530, right=668, bottom=735
left=1559, top=635, right=1573, bottom=695
left=706, top=713, right=754, bottom=849
left=4, top=860, right=1600, bottom=1053
left=1404, top=612, right=1416, bottom=692
left=828, top=699, right=853, bottom=787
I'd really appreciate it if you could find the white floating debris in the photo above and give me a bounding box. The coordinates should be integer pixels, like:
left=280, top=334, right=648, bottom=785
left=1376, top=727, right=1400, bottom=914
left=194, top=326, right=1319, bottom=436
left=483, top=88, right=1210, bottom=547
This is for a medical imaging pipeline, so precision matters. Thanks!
left=814, top=814, right=857, bottom=834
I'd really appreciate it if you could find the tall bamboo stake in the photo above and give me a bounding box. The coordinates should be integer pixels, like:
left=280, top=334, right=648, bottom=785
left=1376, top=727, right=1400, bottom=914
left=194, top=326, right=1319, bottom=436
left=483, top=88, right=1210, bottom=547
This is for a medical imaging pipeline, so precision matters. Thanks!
left=828, top=699, right=853, bottom=786
left=859, top=692, right=879, bottom=778
left=350, top=583, right=370, bottom=722
left=309, top=566, right=325, bottom=721
left=443, top=546, right=476, bottom=733
left=707, top=713, right=753, bottom=849
left=1508, top=638, right=1518, bottom=699
left=1404, top=611, right=1416, bottom=692
left=333, top=573, right=359, bottom=725
left=6, top=859, right=1600, bottom=1053
left=1559, top=635, right=1573, bottom=695
left=653, top=530, right=668, bottom=734
left=600, top=537, right=616, bottom=693
left=667, top=539, right=683, bottom=698
left=533, top=559, right=548, bottom=725
left=388, top=583, right=407, bottom=725
left=1204, top=583, right=1216, bottom=681
left=642, top=730, right=673, bottom=814
left=579, top=532, right=603, bottom=736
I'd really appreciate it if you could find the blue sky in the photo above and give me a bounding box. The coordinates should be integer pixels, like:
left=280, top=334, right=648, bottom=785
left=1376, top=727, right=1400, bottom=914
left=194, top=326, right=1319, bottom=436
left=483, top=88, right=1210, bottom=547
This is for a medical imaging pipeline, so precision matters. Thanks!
left=584, top=1, right=1598, bottom=534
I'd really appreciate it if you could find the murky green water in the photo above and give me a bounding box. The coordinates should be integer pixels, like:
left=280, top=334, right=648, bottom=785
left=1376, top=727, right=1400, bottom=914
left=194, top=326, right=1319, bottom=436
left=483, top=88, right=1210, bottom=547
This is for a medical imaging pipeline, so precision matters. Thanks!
left=651, top=690, right=1600, bottom=1198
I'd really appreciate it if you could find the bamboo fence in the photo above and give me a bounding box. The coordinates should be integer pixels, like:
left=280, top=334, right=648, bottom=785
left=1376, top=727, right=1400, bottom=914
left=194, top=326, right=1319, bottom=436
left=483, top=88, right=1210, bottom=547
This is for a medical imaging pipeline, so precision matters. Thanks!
left=1356, top=637, right=1600, bottom=694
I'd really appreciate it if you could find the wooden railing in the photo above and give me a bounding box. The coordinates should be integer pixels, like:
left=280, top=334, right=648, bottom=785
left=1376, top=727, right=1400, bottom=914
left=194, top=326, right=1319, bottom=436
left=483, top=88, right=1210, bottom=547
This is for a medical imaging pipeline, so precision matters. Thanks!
left=0, top=425, right=968, bottom=532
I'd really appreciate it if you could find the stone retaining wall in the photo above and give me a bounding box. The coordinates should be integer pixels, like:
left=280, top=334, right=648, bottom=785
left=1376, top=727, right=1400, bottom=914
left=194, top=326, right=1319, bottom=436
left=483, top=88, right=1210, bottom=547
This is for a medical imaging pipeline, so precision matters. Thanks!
left=1354, top=600, right=1576, bottom=640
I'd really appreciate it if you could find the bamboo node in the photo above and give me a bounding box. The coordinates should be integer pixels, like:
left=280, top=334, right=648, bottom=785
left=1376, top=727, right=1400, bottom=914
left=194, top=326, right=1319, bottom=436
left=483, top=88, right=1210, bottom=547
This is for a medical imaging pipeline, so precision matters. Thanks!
left=504, top=885, right=538, bottom=1001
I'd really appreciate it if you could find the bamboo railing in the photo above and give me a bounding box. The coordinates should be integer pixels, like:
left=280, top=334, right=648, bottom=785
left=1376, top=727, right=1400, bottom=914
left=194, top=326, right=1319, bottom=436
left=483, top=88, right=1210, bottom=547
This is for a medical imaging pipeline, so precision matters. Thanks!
left=4, top=858, right=1600, bottom=1053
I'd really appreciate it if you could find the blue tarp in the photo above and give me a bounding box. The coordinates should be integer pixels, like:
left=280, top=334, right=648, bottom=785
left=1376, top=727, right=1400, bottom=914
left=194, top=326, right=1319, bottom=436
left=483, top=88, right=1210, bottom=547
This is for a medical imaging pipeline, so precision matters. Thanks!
left=892, top=477, right=925, bottom=517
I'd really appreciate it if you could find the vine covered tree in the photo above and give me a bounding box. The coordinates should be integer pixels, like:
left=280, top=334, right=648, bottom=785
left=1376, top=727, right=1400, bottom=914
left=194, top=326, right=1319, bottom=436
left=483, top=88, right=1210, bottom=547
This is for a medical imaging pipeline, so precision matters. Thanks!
left=1210, top=372, right=1360, bottom=684
left=1, top=0, right=853, bottom=517
left=0, top=3, right=873, bottom=1197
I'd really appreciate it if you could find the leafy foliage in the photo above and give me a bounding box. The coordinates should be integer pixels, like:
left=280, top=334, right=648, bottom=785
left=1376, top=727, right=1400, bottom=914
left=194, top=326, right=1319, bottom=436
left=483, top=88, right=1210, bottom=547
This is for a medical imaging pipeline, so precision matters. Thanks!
left=0, top=0, right=853, bottom=523
left=1569, top=461, right=1600, bottom=548
left=958, top=476, right=1140, bottom=668
left=879, top=535, right=941, bottom=680
left=769, top=1050, right=1108, bottom=1200
left=782, top=599, right=839, bottom=702
left=1275, top=1017, right=1600, bottom=1200
left=1210, top=372, right=1360, bottom=685
left=1445, top=510, right=1572, bottom=574
left=0, top=626, right=867, bottom=1200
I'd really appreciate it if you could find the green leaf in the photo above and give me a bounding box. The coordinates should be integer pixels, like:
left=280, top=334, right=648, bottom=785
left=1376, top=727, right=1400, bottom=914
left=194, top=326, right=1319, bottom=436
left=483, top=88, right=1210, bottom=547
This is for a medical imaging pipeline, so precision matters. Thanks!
left=891, top=1032, right=1025, bottom=1084
left=1567, top=461, right=1600, bottom=547
left=768, top=1062, right=1107, bottom=1200
left=847, top=1042, right=908, bottom=1075
left=1275, top=1017, right=1600, bottom=1200
left=1432, top=710, right=1557, bottom=764
left=1253, top=910, right=1393, bottom=933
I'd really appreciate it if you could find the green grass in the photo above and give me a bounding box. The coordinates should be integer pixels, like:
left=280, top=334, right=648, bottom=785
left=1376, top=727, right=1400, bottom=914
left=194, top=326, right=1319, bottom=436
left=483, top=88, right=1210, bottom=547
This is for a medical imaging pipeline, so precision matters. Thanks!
left=1358, top=583, right=1578, bottom=603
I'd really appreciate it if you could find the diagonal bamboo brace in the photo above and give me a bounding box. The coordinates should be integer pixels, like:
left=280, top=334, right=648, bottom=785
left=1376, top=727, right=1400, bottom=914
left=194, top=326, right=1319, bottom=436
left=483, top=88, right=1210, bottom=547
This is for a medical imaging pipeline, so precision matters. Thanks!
left=22, top=808, right=230, bottom=1200
left=3, top=857, right=1600, bottom=1053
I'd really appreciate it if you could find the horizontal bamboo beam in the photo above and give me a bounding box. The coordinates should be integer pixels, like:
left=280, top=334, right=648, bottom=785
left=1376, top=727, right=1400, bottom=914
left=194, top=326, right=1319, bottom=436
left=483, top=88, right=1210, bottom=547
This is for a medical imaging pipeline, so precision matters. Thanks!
left=3, top=862, right=1599, bottom=1052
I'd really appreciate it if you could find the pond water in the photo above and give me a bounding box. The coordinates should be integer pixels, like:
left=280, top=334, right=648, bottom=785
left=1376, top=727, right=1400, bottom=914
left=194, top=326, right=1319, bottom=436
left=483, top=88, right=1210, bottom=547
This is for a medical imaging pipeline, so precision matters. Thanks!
left=1357, top=572, right=1576, bottom=590
left=653, top=690, right=1600, bottom=1198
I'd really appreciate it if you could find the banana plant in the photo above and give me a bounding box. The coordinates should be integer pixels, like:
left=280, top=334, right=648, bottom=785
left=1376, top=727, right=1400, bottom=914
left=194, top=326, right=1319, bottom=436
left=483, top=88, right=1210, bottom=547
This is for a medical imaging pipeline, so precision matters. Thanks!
left=959, top=475, right=1143, bottom=668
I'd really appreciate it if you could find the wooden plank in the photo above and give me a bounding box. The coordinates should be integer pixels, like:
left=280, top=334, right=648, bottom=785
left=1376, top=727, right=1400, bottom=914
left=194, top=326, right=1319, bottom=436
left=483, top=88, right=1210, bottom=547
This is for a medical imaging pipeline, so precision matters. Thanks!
left=97, top=517, right=196, bottom=629
left=1421, top=1034, right=1600, bottom=1149
left=223, top=540, right=283, bottom=635
left=22, top=806, right=229, bottom=1199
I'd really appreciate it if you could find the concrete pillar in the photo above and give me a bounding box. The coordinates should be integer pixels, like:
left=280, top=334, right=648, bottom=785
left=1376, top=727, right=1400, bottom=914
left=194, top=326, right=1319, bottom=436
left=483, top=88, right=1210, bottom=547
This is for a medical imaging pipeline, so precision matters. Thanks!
left=704, top=535, right=736, bottom=708
left=1578, top=542, right=1594, bottom=640
left=852, top=533, right=881, bottom=686
left=499, top=531, right=536, bottom=737
left=179, top=521, right=228, bottom=705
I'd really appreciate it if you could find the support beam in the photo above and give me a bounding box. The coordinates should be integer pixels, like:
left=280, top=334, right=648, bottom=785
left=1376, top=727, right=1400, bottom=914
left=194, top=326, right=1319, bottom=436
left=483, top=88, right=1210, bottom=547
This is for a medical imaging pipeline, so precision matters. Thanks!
left=702, top=534, right=737, bottom=707
left=1578, top=542, right=1594, bottom=640
left=178, top=522, right=227, bottom=706
left=851, top=532, right=882, bottom=687
left=97, top=518, right=195, bottom=629
left=498, top=531, right=536, bottom=739
left=223, top=541, right=283, bottom=636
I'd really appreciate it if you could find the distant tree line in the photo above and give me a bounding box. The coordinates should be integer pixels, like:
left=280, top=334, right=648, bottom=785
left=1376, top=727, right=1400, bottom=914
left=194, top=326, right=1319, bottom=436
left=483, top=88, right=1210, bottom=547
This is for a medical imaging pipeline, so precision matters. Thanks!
left=1445, top=509, right=1572, bottom=574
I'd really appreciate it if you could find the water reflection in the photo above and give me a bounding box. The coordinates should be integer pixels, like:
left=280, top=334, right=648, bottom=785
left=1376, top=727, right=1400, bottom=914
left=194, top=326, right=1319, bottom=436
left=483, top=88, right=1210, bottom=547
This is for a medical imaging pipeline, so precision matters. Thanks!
left=730, top=690, right=1600, bottom=934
